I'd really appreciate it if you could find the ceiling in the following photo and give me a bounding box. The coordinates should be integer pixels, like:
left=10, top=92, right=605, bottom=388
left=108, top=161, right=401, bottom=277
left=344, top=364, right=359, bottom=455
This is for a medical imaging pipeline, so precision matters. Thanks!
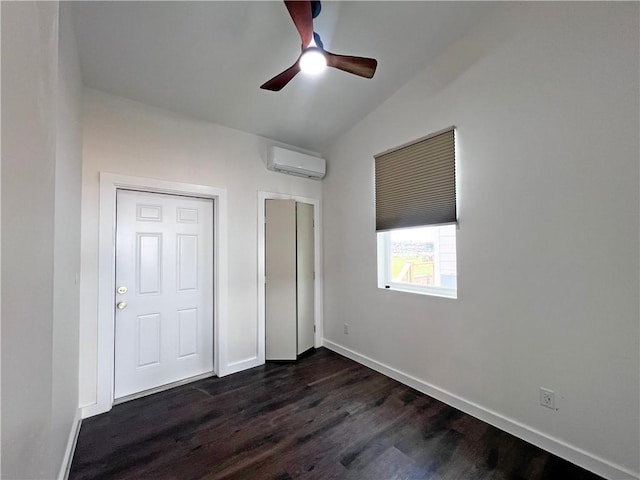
left=71, top=1, right=497, bottom=154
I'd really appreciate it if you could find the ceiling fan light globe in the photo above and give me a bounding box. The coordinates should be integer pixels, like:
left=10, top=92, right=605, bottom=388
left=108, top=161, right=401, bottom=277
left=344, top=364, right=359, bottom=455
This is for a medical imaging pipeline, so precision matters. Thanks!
left=299, top=48, right=327, bottom=74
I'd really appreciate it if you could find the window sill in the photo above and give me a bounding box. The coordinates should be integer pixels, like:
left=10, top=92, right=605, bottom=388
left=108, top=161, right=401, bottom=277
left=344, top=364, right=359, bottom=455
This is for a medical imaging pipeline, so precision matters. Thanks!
left=380, top=283, right=457, bottom=299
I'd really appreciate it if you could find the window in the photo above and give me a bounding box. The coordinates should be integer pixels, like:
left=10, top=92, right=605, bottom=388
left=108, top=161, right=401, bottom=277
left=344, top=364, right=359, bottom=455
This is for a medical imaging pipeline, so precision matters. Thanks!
left=377, top=225, right=457, bottom=298
left=375, top=128, right=457, bottom=298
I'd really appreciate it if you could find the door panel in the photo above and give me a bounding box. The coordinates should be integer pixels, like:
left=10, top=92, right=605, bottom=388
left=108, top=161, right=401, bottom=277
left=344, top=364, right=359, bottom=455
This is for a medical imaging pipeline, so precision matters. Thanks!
left=265, top=199, right=297, bottom=360
left=177, top=235, right=198, bottom=291
left=137, top=313, right=161, bottom=367
left=115, top=190, right=214, bottom=399
left=177, top=308, right=198, bottom=357
left=296, top=202, right=315, bottom=354
left=137, top=234, right=162, bottom=294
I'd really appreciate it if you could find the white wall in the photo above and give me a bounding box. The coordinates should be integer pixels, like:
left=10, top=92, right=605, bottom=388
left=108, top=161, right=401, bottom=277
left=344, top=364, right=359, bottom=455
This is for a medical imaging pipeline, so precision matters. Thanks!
left=322, top=3, right=639, bottom=479
left=51, top=2, right=83, bottom=475
left=1, top=1, right=83, bottom=478
left=0, top=3, right=3, bottom=473
left=79, top=90, right=322, bottom=408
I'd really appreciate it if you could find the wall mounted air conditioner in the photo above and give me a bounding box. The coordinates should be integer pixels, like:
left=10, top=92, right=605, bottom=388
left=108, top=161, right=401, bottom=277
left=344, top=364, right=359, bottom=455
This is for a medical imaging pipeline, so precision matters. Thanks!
left=267, top=146, right=326, bottom=180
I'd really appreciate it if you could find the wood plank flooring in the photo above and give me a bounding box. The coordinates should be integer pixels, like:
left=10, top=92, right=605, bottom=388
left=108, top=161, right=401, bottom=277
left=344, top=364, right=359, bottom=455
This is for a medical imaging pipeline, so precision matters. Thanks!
left=70, top=348, right=603, bottom=480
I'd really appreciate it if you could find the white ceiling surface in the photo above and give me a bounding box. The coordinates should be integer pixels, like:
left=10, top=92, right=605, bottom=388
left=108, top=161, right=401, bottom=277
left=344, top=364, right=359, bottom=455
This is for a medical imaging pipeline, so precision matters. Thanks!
left=71, top=1, right=497, bottom=153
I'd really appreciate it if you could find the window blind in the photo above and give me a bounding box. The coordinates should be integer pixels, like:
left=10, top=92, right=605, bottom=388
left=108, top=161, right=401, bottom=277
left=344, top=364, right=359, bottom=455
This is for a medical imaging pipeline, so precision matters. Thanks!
left=375, top=128, right=456, bottom=231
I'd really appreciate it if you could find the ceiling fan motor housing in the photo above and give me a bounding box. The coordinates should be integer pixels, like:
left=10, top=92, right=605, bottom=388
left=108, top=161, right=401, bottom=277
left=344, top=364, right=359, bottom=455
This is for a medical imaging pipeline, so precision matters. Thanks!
left=260, top=0, right=378, bottom=91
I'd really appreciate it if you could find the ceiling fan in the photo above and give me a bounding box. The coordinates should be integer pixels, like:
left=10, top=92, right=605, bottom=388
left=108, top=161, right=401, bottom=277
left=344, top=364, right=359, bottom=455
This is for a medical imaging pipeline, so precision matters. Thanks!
left=260, top=0, right=378, bottom=91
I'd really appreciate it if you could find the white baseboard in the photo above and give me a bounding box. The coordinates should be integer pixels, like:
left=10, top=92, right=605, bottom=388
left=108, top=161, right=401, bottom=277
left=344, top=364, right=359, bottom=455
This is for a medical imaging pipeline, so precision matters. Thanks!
left=81, top=399, right=110, bottom=419
left=323, top=339, right=638, bottom=480
left=58, top=409, right=82, bottom=480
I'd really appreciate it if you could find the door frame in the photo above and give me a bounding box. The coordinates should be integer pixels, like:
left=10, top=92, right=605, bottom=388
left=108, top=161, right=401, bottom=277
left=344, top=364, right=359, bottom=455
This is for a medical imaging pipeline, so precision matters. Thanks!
left=84, top=172, right=228, bottom=417
left=257, top=191, right=323, bottom=364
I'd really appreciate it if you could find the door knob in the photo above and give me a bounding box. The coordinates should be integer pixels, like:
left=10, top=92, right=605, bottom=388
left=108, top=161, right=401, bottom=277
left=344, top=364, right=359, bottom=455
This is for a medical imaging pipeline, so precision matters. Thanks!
left=116, top=301, right=128, bottom=310
left=117, top=286, right=128, bottom=295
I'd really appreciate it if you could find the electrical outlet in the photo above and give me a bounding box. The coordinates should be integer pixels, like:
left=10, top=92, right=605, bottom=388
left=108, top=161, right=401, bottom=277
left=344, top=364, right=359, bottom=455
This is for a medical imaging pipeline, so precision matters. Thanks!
left=344, top=324, right=349, bottom=335
left=540, top=387, right=555, bottom=410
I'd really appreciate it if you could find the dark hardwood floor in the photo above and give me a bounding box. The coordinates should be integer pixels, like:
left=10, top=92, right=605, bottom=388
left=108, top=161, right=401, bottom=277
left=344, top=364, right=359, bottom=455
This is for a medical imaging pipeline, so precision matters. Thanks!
left=70, top=348, right=603, bottom=480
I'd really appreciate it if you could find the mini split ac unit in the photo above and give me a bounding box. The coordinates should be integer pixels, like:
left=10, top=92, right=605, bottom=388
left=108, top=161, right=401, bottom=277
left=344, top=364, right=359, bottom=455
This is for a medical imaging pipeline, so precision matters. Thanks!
left=267, top=146, right=326, bottom=179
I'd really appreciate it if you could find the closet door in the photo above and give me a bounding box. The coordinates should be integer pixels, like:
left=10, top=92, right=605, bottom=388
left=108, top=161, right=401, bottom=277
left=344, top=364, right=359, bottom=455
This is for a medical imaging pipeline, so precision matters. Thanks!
left=265, top=199, right=297, bottom=360
left=296, top=202, right=315, bottom=354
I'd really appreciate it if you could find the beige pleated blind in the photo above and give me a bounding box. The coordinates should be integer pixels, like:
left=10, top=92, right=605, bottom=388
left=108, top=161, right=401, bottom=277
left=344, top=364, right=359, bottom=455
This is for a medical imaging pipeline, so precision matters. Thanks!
left=375, top=128, right=456, bottom=231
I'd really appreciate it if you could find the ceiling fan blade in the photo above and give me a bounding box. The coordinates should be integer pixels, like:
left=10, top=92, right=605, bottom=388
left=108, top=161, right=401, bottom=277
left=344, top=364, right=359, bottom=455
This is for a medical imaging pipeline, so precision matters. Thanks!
left=325, top=51, right=378, bottom=79
left=260, top=60, right=302, bottom=91
left=284, top=0, right=313, bottom=47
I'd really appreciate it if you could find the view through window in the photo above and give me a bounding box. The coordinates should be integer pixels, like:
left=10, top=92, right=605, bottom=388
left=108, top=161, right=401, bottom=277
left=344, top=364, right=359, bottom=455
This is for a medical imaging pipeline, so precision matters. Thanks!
left=379, top=224, right=457, bottom=297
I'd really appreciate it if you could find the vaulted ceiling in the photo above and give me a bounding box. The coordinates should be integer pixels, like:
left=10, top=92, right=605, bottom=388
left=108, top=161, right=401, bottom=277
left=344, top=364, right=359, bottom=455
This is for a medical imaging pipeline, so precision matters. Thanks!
left=71, top=1, right=498, bottom=153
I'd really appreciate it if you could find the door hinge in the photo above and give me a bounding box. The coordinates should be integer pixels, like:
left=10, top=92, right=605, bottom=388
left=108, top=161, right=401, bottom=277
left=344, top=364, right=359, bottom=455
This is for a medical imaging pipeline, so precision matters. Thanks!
left=313, top=324, right=316, bottom=333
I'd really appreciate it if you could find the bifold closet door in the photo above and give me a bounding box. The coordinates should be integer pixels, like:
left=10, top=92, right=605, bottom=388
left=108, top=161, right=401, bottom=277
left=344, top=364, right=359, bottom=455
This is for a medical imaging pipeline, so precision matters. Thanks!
left=265, top=199, right=297, bottom=360
left=296, top=202, right=315, bottom=354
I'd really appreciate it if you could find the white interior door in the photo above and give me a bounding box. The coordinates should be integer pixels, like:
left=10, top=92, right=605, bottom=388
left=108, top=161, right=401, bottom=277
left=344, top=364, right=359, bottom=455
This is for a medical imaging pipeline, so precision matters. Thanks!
left=114, top=190, right=214, bottom=399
